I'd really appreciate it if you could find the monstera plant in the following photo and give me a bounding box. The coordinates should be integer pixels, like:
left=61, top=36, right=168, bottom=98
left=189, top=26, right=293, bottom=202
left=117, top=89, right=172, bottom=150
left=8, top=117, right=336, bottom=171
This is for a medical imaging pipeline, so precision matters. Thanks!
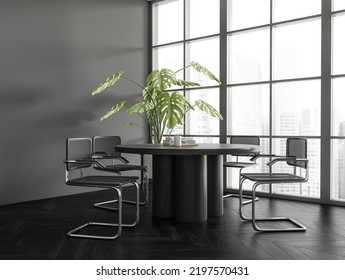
left=92, top=61, right=223, bottom=144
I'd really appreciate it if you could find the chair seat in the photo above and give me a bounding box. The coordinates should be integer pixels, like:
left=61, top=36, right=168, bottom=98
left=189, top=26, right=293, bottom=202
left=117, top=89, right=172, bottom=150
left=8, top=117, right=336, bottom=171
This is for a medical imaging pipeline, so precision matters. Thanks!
left=223, top=161, right=257, bottom=168
left=67, top=175, right=139, bottom=186
left=95, top=164, right=147, bottom=172
left=242, top=172, right=305, bottom=182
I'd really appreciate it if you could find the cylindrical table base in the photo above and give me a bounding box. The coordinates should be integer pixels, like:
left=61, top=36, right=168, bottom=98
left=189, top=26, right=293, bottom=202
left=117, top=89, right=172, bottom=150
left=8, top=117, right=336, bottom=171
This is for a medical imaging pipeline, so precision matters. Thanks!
left=207, top=155, right=224, bottom=217
left=152, top=155, right=174, bottom=218
left=174, top=155, right=207, bottom=222
left=152, top=154, right=223, bottom=222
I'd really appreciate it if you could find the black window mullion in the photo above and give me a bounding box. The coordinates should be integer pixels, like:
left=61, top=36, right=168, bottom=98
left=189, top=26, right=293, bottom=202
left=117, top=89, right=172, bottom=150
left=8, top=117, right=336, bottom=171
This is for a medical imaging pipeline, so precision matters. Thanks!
left=321, top=0, right=332, bottom=203
left=220, top=0, right=227, bottom=144
left=269, top=0, right=273, bottom=194
left=183, top=0, right=187, bottom=136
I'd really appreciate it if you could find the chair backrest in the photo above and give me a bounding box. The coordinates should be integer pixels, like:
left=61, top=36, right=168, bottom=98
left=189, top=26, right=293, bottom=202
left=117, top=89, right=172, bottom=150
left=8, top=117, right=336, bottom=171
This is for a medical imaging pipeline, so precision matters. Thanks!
left=286, top=138, right=307, bottom=169
left=66, top=138, right=92, bottom=171
left=230, top=136, right=260, bottom=156
left=93, top=136, right=121, bottom=157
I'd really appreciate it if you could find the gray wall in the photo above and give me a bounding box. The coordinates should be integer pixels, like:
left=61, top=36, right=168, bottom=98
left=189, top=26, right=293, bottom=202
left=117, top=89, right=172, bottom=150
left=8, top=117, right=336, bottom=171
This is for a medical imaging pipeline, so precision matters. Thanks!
left=0, top=0, right=149, bottom=205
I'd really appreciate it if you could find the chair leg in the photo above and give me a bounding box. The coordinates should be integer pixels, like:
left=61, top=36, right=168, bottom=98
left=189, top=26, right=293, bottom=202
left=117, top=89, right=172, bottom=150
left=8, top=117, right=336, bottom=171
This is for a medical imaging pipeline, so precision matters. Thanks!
left=239, top=177, right=252, bottom=221
left=224, top=166, right=259, bottom=205
left=251, top=183, right=306, bottom=232
left=239, top=180, right=306, bottom=232
left=68, top=186, right=123, bottom=240
left=94, top=171, right=149, bottom=211
left=223, top=193, right=259, bottom=205
left=68, top=182, right=140, bottom=240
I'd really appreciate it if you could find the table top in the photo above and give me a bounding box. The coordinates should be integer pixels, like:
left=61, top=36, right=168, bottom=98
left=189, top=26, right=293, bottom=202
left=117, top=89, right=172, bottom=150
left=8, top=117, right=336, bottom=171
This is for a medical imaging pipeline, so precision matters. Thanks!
left=116, top=143, right=260, bottom=156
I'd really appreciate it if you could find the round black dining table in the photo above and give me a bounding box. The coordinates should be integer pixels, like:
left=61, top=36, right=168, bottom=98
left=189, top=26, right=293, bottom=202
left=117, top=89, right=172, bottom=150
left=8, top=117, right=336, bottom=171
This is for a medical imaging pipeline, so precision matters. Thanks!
left=116, top=143, right=261, bottom=222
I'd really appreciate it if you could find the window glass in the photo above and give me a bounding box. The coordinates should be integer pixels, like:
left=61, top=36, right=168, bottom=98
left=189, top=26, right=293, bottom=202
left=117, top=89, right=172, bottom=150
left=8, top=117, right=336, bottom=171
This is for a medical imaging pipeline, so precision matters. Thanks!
left=273, top=19, right=321, bottom=80
left=192, top=137, right=220, bottom=144
left=187, top=0, right=219, bottom=39
left=152, top=0, right=183, bottom=45
left=227, top=84, right=270, bottom=135
left=332, top=14, right=345, bottom=75
left=273, top=0, right=321, bottom=22
left=228, top=0, right=270, bottom=31
left=152, top=44, right=184, bottom=83
left=185, top=88, right=220, bottom=135
left=228, top=28, right=270, bottom=83
left=333, top=0, right=345, bottom=11
left=186, top=37, right=220, bottom=87
left=331, top=139, right=345, bottom=201
left=272, top=80, right=321, bottom=136
left=332, top=78, right=345, bottom=136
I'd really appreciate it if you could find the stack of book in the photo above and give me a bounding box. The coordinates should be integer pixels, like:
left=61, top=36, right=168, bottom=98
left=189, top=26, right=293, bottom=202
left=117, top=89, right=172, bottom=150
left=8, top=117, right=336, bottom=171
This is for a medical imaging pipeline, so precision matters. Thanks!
left=163, top=137, right=198, bottom=146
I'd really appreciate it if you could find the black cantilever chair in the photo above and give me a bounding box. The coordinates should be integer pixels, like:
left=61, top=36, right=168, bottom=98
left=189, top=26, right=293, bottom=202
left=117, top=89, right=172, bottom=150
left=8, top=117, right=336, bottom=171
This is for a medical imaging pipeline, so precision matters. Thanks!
left=223, top=136, right=260, bottom=205
left=91, top=136, right=149, bottom=211
left=239, top=137, right=308, bottom=232
left=63, top=137, right=139, bottom=239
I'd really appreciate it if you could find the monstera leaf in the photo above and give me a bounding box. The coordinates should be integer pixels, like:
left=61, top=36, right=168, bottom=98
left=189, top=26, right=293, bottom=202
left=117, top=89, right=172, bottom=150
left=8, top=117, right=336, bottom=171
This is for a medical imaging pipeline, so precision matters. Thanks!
left=175, top=79, right=201, bottom=87
left=142, top=86, right=159, bottom=104
left=120, top=122, right=136, bottom=130
left=91, top=61, right=222, bottom=144
left=190, top=61, right=221, bottom=84
left=157, top=92, right=193, bottom=129
left=146, top=69, right=177, bottom=92
left=127, top=101, right=156, bottom=127
left=100, top=101, right=126, bottom=121
left=126, top=101, right=147, bottom=115
left=195, top=100, right=223, bottom=120
left=92, top=71, right=124, bottom=95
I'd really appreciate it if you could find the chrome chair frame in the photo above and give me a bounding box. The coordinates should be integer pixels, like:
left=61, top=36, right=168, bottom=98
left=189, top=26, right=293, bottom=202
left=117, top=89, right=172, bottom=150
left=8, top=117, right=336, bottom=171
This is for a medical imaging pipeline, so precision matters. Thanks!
left=239, top=138, right=309, bottom=232
left=92, top=136, right=149, bottom=211
left=223, top=136, right=260, bottom=205
left=223, top=163, right=259, bottom=205
left=64, top=138, right=140, bottom=240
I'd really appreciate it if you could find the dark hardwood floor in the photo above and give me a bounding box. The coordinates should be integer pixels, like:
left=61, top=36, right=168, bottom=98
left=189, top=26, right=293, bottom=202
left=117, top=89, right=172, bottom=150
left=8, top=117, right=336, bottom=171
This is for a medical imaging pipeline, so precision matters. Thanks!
left=1, top=186, right=345, bottom=260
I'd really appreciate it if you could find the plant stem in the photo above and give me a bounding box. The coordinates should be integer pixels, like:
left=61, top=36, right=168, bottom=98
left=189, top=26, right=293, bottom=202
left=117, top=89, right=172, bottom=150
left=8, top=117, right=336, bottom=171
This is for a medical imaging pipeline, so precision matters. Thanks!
left=175, top=64, right=191, bottom=74
left=123, top=104, right=148, bottom=123
left=132, top=124, right=153, bottom=139
left=122, top=75, right=161, bottom=142
left=122, top=76, right=157, bottom=108
left=184, top=104, right=196, bottom=115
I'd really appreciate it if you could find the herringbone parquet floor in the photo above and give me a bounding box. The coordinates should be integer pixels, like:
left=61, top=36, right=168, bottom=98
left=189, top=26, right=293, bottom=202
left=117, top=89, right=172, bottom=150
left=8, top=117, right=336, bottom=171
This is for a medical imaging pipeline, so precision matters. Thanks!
left=1, top=187, right=345, bottom=260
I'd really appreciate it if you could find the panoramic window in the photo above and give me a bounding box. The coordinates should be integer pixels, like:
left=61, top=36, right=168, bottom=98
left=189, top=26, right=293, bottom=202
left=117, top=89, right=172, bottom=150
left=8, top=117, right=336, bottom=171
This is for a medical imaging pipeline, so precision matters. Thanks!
left=151, top=0, right=344, bottom=204
left=226, top=0, right=321, bottom=197
left=152, top=0, right=220, bottom=142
